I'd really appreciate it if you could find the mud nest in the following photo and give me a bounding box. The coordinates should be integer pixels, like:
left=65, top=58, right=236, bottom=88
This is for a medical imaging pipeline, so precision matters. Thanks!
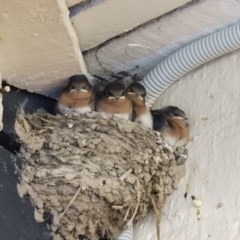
left=15, top=111, right=186, bottom=240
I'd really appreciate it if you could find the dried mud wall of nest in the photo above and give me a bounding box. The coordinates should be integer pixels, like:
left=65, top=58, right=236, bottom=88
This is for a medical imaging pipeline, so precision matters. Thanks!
left=15, top=111, right=186, bottom=240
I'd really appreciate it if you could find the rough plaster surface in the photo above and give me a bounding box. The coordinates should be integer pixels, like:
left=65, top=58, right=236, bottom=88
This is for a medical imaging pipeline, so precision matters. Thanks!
left=0, top=0, right=87, bottom=97
left=133, top=50, right=240, bottom=240
left=84, top=0, right=240, bottom=78
left=71, top=0, right=190, bottom=51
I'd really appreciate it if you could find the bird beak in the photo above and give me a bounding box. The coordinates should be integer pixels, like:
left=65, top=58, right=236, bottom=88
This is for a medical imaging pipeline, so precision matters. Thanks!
left=108, top=96, right=125, bottom=100
left=70, top=88, right=88, bottom=92
left=70, top=89, right=77, bottom=92
left=138, top=95, right=144, bottom=101
left=80, top=89, right=88, bottom=92
left=172, top=116, right=185, bottom=120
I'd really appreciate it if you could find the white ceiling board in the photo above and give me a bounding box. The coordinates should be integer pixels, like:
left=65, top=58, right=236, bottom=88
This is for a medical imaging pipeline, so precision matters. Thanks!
left=0, top=0, right=87, bottom=97
left=84, top=0, right=240, bottom=79
left=66, top=0, right=85, bottom=8
left=71, top=0, right=191, bottom=51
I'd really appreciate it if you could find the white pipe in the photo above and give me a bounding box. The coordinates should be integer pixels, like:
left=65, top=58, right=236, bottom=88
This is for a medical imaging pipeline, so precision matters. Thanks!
left=141, top=22, right=240, bottom=108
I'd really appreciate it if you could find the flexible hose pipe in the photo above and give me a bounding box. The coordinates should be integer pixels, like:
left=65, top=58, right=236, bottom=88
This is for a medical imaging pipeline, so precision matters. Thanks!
left=141, top=22, right=240, bottom=108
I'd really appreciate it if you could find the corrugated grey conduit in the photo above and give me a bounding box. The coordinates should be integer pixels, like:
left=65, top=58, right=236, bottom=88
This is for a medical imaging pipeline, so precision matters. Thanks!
left=117, top=21, right=240, bottom=240
left=141, top=22, right=240, bottom=108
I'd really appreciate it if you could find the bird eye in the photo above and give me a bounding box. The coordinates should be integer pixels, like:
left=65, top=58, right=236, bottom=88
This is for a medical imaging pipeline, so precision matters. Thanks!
left=69, top=85, right=77, bottom=92
left=82, top=85, right=89, bottom=90
left=107, top=92, right=114, bottom=97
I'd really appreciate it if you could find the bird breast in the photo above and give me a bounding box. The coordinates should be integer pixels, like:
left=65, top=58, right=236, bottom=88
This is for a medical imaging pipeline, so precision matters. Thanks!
left=58, top=91, right=93, bottom=108
left=97, top=97, right=132, bottom=114
left=135, top=111, right=153, bottom=129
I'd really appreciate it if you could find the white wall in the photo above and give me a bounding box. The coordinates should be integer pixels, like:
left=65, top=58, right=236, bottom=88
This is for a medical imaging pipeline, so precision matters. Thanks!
left=133, top=49, right=240, bottom=240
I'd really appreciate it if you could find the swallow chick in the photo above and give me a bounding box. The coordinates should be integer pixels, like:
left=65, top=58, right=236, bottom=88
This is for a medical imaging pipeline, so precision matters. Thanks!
left=127, top=82, right=153, bottom=129
left=151, top=106, right=189, bottom=148
left=56, top=75, right=94, bottom=115
left=96, top=81, right=132, bottom=120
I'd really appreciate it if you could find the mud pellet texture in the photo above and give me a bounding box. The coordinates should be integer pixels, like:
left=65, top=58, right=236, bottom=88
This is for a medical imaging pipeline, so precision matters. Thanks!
left=15, top=111, right=186, bottom=240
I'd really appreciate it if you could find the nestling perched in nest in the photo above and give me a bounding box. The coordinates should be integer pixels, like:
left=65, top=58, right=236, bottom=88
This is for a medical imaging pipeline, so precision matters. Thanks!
left=56, top=75, right=94, bottom=115
left=96, top=81, right=133, bottom=121
left=126, top=82, right=153, bottom=129
left=57, top=76, right=153, bottom=128
left=151, top=106, right=190, bottom=148
left=15, top=75, right=189, bottom=240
